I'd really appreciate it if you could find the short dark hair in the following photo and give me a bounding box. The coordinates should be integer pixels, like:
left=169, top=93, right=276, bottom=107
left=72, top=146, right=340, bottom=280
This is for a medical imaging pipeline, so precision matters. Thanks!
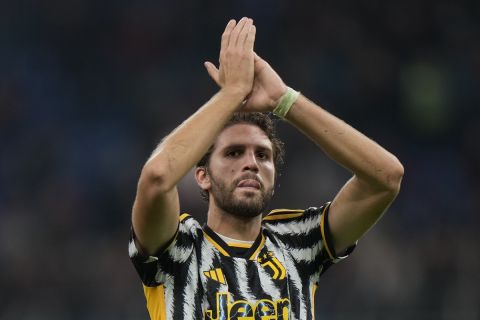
left=196, top=112, right=285, bottom=201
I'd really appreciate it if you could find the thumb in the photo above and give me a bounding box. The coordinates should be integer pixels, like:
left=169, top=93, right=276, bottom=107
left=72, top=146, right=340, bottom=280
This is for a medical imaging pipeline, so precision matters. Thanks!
left=204, top=61, right=221, bottom=86
left=253, top=52, right=264, bottom=63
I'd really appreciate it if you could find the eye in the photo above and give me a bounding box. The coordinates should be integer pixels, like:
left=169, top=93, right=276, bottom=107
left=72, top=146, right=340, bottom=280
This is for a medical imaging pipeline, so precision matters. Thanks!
left=256, top=151, right=269, bottom=160
left=226, top=150, right=242, bottom=158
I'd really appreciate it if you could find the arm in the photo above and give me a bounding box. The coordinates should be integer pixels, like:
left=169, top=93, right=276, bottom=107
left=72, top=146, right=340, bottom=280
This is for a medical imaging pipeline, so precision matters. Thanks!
left=211, top=53, right=404, bottom=255
left=132, top=18, right=257, bottom=255
left=285, top=95, right=404, bottom=254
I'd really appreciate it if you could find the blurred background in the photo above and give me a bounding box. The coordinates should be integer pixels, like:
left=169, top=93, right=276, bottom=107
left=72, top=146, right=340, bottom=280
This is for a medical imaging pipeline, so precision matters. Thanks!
left=1, top=0, right=479, bottom=319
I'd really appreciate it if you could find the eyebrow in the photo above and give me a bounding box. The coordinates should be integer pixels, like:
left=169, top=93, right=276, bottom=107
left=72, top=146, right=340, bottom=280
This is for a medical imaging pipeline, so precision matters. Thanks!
left=222, top=144, right=272, bottom=153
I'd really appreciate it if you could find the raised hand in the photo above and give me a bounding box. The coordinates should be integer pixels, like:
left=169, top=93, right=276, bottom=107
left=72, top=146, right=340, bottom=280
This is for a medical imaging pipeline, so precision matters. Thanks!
left=242, top=53, right=288, bottom=112
left=205, top=41, right=288, bottom=112
left=204, top=18, right=256, bottom=101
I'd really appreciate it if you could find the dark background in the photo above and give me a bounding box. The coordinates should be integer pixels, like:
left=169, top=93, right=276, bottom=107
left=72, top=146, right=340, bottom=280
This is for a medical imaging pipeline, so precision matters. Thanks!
left=1, top=0, right=479, bottom=319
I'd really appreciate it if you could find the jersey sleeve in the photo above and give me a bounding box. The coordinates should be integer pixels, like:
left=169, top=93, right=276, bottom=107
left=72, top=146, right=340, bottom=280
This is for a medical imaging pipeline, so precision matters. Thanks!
left=263, top=202, right=356, bottom=276
left=318, top=202, right=357, bottom=263
left=128, top=213, right=198, bottom=287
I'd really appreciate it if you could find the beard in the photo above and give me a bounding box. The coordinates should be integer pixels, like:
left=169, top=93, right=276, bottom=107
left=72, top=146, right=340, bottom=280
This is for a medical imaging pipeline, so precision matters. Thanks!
left=209, top=172, right=274, bottom=218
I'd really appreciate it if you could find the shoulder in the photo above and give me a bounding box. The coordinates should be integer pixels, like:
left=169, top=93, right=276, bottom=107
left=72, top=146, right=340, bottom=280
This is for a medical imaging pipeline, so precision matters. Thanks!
left=263, top=204, right=328, bottom=224
left=178, top=212, right=200, bottom=228
left=176, top=213, right=203, bottom=239
left=263, top=208, right=305, bottom=222
left=262, top=204, right=330, bottom=239
left=129, top=213, right=202, bottom=260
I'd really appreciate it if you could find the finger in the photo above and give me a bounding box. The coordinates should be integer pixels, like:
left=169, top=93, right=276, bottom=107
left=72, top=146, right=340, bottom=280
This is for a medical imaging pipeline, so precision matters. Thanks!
left=221, top=19, right=236, bottom=51
left=245, top=24, right=256, bottom=50
left=228, top=17, right=248, bottom=48
left=254, top=52, right=268, bottom=63
left=204, top=61, right=221, bottom=86
left=237, top=18, right=253, bottom=47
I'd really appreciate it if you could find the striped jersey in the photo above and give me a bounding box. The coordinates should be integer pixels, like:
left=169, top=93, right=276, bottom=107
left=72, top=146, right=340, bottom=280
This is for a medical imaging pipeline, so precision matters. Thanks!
left=129, top=202, right=355, bottom=320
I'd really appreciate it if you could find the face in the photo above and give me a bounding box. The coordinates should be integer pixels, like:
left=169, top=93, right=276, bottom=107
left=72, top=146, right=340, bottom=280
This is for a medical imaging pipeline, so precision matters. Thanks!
left=198, top=124, right=276, bottom=218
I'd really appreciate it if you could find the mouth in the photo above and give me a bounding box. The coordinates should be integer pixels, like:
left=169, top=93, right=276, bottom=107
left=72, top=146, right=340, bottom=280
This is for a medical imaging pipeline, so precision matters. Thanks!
left=237, top=179, right=261, bottom=190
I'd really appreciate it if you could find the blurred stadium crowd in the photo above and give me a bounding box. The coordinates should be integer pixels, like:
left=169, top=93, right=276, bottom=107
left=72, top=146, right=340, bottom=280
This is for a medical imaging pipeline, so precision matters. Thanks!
left=1, top=0, right=479, bottom=319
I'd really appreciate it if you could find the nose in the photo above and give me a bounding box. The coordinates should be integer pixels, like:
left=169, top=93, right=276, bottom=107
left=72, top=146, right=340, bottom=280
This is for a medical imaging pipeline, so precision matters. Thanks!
left=242, top=150, right=259, bottom=172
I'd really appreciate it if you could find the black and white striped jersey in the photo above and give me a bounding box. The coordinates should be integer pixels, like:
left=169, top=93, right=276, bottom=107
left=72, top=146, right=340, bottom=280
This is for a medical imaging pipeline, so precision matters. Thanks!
left=129, top=202, right=355, bottom=320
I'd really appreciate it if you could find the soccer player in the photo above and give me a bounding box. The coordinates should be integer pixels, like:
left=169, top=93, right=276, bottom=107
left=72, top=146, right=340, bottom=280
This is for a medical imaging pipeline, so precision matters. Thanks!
left=129, top=17, right=403, bottom=319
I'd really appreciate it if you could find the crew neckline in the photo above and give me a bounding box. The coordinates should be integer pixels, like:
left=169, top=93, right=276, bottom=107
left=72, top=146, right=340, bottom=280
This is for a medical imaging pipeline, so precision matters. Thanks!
left=202, top=225, right=265, bottom=260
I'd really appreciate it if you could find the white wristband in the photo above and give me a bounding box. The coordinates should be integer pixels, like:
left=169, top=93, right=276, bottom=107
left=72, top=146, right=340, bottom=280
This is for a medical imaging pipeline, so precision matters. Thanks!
left=272, top=87, right=300, bottom=119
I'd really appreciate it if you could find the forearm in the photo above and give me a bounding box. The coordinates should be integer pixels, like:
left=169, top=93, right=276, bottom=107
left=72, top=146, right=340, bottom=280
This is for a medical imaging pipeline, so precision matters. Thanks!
left=132, top=18, right=256, bottom=254
left=285, top=94, right=403, bottom=190
left=142, top=89, right=244, bottom=191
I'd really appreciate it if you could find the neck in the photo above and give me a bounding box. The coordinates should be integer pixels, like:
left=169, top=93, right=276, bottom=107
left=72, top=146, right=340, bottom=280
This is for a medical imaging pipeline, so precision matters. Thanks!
left=206, top=202, right=262, bottom=242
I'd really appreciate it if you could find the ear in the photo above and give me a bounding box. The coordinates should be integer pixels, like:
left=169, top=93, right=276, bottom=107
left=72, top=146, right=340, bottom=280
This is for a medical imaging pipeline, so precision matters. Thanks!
left=195, top=167, right=211, bottom=192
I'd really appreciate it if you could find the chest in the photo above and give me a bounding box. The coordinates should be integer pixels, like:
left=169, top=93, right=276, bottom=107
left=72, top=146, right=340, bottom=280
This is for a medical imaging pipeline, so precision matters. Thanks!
left=199, top=247, right=292, bottom=320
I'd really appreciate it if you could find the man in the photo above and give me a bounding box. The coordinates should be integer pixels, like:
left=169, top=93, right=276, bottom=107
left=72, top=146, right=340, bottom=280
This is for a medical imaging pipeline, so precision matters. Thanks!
left=129, top=17, right=403, bottom=319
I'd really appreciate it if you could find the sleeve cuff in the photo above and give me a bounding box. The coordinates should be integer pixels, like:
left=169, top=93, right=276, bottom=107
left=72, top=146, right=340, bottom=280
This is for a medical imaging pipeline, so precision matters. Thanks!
left=320, top=202, right=357, bottom=262
left=129, top=226, right=179, bottom=263
left=128, top=228, right=160, bottom=263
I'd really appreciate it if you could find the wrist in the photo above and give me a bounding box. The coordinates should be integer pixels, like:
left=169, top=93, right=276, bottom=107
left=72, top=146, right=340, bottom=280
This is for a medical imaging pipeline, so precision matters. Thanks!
left=218, top=87, right=248, bottom=104
left=272, top=87, right=300, bottom=119
left=269, top=85, right=289, bottom=110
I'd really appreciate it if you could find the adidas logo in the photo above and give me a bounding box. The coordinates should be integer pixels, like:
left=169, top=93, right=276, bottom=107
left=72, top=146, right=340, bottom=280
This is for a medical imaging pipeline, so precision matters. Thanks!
left=203, top=268, right=226, bottom=284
